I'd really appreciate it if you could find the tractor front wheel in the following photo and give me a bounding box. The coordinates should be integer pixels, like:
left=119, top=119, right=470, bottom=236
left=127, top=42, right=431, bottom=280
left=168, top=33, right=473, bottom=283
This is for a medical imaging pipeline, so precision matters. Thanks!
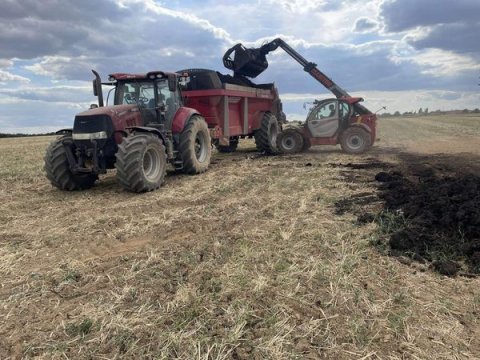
left=178, top=115, right=212, bottom=174
left=254, top=112, right=279, bottom=154
left=339, top=127, right=371, bottom=154
left=115, top=133, right=167, bottom=192
left=44, top=136, right=97, bottom=190
left=277, top=129, right=304, bottom=154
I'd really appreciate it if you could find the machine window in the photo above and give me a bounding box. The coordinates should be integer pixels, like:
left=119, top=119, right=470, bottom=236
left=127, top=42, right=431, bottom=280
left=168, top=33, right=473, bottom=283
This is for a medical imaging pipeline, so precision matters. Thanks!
left=312, top=101, right=337, bottom=120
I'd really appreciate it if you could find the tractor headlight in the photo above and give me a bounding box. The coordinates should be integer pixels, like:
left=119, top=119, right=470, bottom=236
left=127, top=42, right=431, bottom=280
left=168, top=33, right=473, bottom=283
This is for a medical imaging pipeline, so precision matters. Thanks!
left=72, top=131, right=108, bottom=140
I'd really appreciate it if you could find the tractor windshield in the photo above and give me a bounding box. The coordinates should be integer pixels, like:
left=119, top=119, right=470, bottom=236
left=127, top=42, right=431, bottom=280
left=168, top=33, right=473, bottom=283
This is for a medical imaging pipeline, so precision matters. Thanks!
left=115, top=80, right=167, bottom=108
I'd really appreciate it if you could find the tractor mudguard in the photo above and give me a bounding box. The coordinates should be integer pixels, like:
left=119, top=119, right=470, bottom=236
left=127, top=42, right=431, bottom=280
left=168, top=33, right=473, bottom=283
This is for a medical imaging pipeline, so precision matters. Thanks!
left=56, top=128, right=73, bottom=135
left=171, top=107, right=201, bottom=134
left=126, top=126, right=167, bottom=144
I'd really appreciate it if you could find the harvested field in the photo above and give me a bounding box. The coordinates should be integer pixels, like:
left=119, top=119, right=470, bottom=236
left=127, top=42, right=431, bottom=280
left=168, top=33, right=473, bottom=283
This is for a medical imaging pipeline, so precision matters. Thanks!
left=1, top=114, right=480, bottom=359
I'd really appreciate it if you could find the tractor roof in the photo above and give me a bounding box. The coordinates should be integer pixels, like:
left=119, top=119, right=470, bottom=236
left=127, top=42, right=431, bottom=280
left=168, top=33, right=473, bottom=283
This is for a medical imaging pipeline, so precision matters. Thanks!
left=108, top=71, right=178, bottom=81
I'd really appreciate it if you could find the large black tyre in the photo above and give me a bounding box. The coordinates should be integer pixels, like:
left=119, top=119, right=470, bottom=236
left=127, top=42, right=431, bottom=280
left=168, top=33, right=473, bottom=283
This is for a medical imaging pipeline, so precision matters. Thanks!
left=277, top=129, right=304, bottom=154
left=178, top=115, right=211, bottom=174
left=339, top=127, right=372, bottom=154
left=254, top=112, right=279, bottom=155
left=115, top=133, right=167, bottom=193
left=44, top=136, right=97, bottom=190
left=215, top=137, right=239, bottom=153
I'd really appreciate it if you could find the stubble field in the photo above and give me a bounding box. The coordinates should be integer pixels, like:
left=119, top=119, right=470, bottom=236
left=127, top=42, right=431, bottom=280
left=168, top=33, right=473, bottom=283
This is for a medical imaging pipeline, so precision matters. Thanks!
left=1, top=114, right=480, bottom=359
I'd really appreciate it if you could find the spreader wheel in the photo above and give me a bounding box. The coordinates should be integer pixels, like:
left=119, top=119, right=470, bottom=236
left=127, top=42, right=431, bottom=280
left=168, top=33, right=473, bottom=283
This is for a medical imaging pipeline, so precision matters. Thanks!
left=254, top=112, right=279, bottom=154
left=178, top=115, right=212, bottom=174
left=339, top=127, right=372, bottom=154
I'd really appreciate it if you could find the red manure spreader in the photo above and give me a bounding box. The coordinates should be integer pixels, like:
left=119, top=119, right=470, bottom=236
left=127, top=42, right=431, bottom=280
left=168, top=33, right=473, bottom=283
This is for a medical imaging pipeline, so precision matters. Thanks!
left=44, top=69, right=285, bottom=192
left=222, top=38, right=377, bottom=154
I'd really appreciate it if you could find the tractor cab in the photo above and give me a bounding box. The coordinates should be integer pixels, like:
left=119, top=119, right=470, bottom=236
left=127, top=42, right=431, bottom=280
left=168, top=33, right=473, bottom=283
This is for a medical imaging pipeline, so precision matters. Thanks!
left=306, top=98, right=354, bottom=138
left=109, top=72, right=182, bottom=127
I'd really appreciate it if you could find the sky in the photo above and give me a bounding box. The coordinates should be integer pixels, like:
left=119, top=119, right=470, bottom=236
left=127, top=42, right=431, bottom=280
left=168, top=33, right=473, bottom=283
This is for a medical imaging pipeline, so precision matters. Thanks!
left=0, top=0, right=479, bottom=133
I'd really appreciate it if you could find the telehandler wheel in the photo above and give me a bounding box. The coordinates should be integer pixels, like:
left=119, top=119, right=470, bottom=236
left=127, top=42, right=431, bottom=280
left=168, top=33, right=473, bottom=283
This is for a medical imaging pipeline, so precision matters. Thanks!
left=215, top=137, right=239, bottom=153
left=179, top=115, right=212, bottom=174
left=277, top=129, right=304, bottom=154
left=340, top=126, right=371, bottom=154
left=254, top=112, right=279, bottom=155
left=44, top=136, right=98, bottom=190
left=115, top=133, right=167, bottom=193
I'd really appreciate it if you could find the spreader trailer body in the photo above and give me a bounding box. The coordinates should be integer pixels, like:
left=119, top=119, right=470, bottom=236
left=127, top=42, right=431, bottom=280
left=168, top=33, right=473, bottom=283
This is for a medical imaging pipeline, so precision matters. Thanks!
left=223, top=38, right=377, bottom=154
left=179, top=69, right=285, bottom=153
left=44, top=69, right=284, bottom=193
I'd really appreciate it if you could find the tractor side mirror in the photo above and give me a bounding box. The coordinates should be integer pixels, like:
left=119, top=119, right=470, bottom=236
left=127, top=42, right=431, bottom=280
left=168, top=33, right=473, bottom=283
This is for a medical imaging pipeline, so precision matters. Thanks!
left=167, top=74, right=177, bottom=92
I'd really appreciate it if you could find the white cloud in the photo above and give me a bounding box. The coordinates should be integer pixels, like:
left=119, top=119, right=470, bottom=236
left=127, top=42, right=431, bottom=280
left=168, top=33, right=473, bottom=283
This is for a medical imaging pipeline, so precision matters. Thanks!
left=353, top=17, right=379, bottom=33
left=118, top=0, right=233, bottom=42
left=0, top=84, right=92, bottom=103
left=0, top=59, right=13, bottom=69
left=0, top=69, right=30, bottom=82
left=265, top=0, right=328, bottom=14
left=389, top=47, right=480, bottom=76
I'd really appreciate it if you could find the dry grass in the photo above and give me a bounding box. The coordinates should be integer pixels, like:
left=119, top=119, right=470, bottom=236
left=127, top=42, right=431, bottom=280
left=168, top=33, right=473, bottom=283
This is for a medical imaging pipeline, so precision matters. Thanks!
left=1, top=115, right=480, bottom=359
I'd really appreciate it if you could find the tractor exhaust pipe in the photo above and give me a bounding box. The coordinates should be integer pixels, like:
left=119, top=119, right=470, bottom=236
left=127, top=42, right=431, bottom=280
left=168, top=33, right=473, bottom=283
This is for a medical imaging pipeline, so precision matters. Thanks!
left=91, top=69, right=104, bottom=107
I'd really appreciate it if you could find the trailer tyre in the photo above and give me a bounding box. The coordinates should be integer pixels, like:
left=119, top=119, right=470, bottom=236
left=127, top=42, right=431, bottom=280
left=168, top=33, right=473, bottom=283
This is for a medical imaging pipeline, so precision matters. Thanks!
left=215, top=137, right=239, bottom=153
left=179, top=115, right=212, bottom=174
left=115, top=133, right=167, bottom=192
left=44, top=136, right=98, bottom=190
left=302, top=137, right=312, bottom=152
left=277, top=129, right=304, bottom=154
left=340, top=127, right=371, bottom=154
left=254, top=112, right=279, bottom=154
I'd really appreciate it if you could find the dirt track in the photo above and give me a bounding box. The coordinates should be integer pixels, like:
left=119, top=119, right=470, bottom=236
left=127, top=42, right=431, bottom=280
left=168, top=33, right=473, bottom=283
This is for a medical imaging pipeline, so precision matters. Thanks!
left=1, top=114, right=480, bottom=359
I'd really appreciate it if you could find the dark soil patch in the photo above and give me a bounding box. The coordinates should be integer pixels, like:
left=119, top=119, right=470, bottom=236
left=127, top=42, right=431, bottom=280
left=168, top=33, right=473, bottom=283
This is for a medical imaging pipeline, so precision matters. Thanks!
left=328, top=160, right=392, bottom=170
left=333, top=154, right=480, bottom=276
left=376, top=170, right=480, bottom=275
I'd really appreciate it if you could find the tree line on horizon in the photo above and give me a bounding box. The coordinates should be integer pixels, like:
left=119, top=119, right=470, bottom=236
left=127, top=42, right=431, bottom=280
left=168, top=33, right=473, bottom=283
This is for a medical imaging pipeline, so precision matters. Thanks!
left=380, top=107, right=480, bottom=117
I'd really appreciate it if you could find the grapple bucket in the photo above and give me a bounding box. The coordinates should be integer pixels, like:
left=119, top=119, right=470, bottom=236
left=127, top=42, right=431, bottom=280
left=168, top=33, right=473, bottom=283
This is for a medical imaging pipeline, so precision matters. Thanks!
left=223, top=44, right=269, bottom=78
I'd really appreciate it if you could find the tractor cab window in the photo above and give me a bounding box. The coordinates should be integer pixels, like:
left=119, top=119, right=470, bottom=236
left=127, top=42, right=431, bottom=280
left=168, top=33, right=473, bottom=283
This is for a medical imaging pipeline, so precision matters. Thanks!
left=115, top=81, right=155, bottom=108
left=156, top=81, right=170, bottom=107
left=156, top=80, right=178, bottom=122
left=309, top=100, right=338, bottom=121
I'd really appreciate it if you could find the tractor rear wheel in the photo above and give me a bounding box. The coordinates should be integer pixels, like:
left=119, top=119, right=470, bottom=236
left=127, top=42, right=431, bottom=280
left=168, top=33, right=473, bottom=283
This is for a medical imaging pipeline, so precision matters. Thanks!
left=340, top=127, right=371, bottom=154
left=44, top=136, right=98, bottom=190
left=254, top=112, right=279, bottom=154
left=215, top=137, right=239, bottom=153
left=115, top=133, right=167, bottom=192
left=178, top=115, right=212, bottom=174
left=277, top=129, right=304, bottom=154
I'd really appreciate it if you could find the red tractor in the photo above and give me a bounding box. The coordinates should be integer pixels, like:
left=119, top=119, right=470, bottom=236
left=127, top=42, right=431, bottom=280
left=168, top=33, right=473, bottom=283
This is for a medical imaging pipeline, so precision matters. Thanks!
left=44, top=69, right=284, bottom=192
left=223, top=38, right=377, bottom=154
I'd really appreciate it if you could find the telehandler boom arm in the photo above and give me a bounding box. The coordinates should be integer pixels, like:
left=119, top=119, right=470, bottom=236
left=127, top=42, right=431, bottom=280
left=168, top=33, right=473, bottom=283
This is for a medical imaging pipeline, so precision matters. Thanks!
left=223, top=38, right=371, bottom=114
